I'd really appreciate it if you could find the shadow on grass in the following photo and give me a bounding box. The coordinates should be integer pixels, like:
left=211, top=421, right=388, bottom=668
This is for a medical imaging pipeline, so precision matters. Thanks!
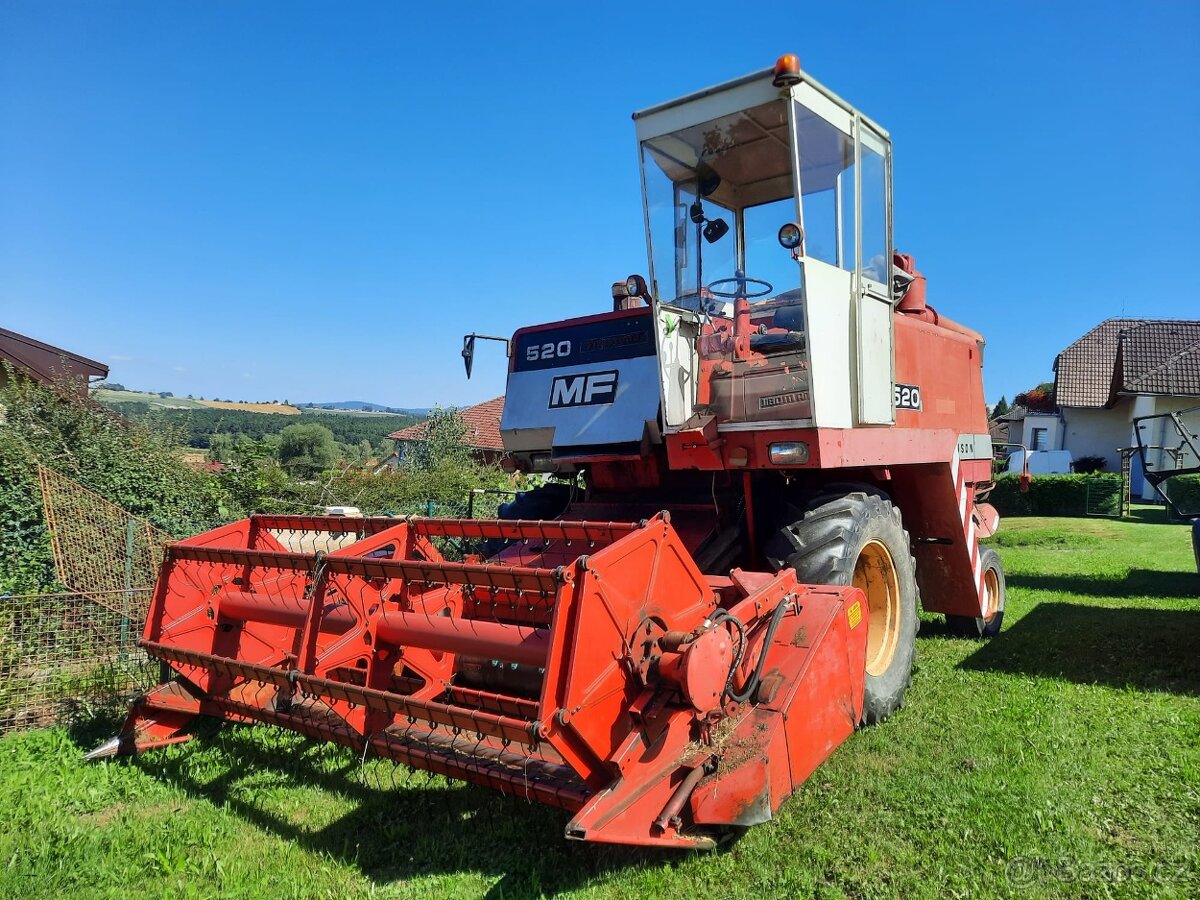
left=1007, top=569, right=1199, bottom=599
left=917, top=617, right=955, bottom=638
left=1125, top=505, right=1172, bottom=525
left=122, top=722, right=682, bottom=897
left=960, top=603, right=1200, bottom=695
left=64, top=706, right=125, bottom=748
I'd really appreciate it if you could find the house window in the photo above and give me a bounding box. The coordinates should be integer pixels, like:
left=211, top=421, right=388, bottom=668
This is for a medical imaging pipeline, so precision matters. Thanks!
left=1031, top=427, right=1048, bottom=451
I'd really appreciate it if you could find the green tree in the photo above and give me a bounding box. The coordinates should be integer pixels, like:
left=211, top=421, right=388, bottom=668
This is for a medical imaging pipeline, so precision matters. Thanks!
left=217, top=440, right=315, bottom=514
left=208, top=432, right=235, bottom=463
left=409, top=407, right=471, bottom=471
left=278, top=423, right=339, bottom=477
left=991, top=396, right=1010, bottom=418
left=1015, top=383, right=1056, bottom=413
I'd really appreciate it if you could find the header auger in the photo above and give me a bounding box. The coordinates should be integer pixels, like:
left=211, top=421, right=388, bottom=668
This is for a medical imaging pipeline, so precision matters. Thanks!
left=97, top=55, right=1004, bottom=848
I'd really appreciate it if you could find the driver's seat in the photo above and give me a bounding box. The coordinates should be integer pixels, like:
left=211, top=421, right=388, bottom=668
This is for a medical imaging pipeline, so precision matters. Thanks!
left=749, top=301, right=806, bottom=353
left=750, top=330, right=806, bottom=353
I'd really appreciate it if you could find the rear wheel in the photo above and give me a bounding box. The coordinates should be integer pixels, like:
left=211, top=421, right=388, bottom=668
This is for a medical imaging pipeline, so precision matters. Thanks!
left=765, top=491, right=919, bottom=725
left=483, top=481, right=575, bottom=556
left=945, top=547, right=1006, bottom=638
left=496, top=481, right=574, bottom=521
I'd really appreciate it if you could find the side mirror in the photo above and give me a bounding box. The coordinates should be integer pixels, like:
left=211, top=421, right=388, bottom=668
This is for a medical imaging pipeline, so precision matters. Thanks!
left=703, top=217, right=729, bottom=244
left=462, top=334, right=476, bottom=379
left=460, top=333, right=511, bottom=380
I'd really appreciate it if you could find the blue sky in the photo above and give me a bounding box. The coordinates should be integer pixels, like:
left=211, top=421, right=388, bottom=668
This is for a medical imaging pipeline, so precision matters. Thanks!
left=2, top=1, right=1197, bottom=409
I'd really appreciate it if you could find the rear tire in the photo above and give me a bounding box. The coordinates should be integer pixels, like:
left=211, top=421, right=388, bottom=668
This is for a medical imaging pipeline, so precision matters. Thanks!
left=484, top=481, right=575, bottom=557
left=765, top=491, right=919, bottom=725
left=496, top=481, right=574, bottom=521
left=945, top=547, right=1006, bottom=638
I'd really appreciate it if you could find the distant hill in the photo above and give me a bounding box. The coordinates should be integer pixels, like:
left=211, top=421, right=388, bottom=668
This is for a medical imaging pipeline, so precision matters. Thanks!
left=300, top=401, right=430, bottom=415
left=92, top=388, right=429, bottom=418
left=93, top=388, right=300, bottom=415
left=95, top=397, right=423, bottom=449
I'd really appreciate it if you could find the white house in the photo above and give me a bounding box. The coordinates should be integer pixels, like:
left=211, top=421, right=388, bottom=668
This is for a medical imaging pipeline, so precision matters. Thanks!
left=989, top=406, right=1070, bottom=472
left=1048, top=318, right=1200, bottom=499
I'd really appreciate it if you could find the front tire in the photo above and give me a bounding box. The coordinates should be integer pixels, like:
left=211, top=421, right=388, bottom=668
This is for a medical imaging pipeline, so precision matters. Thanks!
left=946, top=547, right=1006, bottom=638
left=765, top=491, right=919, bottom=725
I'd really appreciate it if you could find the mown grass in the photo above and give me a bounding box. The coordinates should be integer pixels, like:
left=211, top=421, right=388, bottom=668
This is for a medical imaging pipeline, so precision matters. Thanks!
left=1, top=515, right=1197, bottom=899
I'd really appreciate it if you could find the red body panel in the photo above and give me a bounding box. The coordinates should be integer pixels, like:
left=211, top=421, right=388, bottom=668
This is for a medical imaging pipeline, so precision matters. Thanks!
left=660, top=310, right=988, bottom=473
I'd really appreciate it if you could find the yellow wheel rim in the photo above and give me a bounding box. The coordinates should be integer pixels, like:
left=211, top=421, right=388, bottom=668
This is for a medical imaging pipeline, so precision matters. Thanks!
left=854, top=539, right=901, bottom=677
left=982, top=565, right=1001, bottom=622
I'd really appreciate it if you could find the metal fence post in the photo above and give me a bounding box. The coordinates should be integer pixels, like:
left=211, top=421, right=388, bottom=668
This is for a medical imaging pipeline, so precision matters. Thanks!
left=122, top=517, right=135, bottom=658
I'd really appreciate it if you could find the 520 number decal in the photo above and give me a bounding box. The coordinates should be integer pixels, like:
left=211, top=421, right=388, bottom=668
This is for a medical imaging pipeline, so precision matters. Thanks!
left=894, top=383, right=922, bottom=411
left=526, top=340, right=572, bottom=362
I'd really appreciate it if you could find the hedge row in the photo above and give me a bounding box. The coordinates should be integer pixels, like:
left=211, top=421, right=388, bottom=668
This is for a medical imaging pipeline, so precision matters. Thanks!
left=988, top=472, right=1123, bottom=517
left=1164, top=473, right=1200, bottom=517
left=0, top=368, right=232, bottom=594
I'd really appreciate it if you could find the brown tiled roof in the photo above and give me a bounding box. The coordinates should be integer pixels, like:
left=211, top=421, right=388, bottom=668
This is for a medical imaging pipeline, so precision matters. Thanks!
left=0, top=327, right=109, bottom=385
left=1116, top=321, right=1200, bottom=396
left=389, top=396, right=505, bottom=451
left=1054, top=318, right=1200, bottom=408
left=1054, top=319, right=1135, bottom=407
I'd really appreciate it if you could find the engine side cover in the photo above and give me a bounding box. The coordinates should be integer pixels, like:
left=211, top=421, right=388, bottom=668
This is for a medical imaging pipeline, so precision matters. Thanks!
left=501, top=309, right=661, bottom=454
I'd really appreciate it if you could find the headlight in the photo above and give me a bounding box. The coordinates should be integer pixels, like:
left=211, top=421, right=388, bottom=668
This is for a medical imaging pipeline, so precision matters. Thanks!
left=768, top=441, right=810, bottom=465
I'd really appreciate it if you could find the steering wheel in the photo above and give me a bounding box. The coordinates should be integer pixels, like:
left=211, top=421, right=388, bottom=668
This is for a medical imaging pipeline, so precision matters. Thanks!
left=706, top=274, right=773, bottom=299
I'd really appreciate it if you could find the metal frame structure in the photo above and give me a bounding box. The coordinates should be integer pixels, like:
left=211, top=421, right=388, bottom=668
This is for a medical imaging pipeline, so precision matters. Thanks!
left=1133, top=404, right=1200, bottom=516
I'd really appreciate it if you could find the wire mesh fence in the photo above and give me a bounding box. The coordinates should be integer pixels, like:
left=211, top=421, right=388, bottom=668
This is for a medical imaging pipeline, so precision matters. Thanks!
left=0, top=462, right=525, bottom=738
left=39, top=464, right=172, bottom=595
left=0, top=589, right=156, bottom=736
left=1085, top=479, right=1123, bottom=518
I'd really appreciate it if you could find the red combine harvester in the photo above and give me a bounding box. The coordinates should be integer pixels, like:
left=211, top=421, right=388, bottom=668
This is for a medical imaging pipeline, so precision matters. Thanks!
left=94, top=55, right=1006, bottom=848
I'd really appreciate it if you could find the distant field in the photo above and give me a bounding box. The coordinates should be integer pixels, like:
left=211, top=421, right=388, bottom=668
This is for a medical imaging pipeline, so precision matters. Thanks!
left=92, top=390, right=421, bottom=418
left=299, top=407, right=410, bottom=417
left=92, top=388, right=207, bottom=409
left=95, top=396, right=423, bottom=449
left=93, top=389, right=300, bottom=415
left=200, top=400, right=299, bottom=415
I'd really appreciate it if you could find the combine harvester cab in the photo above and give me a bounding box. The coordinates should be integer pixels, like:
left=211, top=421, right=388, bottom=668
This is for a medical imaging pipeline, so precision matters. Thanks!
left=98, top=54, right=1004, bottom=848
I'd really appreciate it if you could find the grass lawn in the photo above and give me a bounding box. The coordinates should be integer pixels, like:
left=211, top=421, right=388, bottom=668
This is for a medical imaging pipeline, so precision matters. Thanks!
left=1, top=515, right=1197, bottom=899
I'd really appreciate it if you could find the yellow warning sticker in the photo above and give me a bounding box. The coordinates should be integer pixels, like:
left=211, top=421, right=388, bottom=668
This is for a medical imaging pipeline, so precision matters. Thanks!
left=847, top=600, right=863, bottom=629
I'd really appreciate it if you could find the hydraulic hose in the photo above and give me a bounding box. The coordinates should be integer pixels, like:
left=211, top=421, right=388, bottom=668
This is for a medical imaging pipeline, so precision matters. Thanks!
left=710, top=609, right=745, bottom=698
left=724, top=598, right=793, bottom=705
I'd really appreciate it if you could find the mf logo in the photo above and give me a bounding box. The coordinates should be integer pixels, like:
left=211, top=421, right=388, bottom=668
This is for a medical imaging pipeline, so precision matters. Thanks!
left=548, top=370, right=619, bottom=408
